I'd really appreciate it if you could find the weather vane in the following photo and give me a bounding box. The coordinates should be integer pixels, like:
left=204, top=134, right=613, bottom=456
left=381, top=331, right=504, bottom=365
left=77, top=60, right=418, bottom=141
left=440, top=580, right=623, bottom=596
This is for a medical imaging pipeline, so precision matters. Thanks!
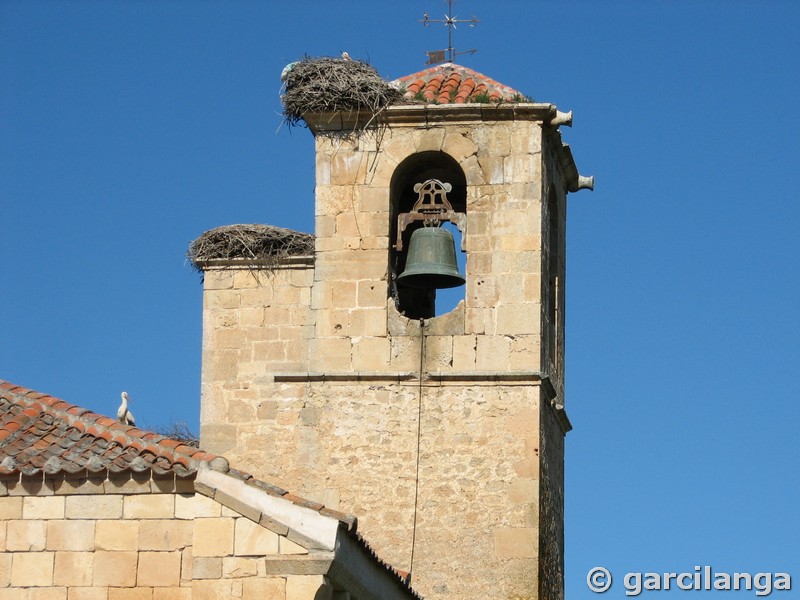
left=420, top=0, right=479, bottom=65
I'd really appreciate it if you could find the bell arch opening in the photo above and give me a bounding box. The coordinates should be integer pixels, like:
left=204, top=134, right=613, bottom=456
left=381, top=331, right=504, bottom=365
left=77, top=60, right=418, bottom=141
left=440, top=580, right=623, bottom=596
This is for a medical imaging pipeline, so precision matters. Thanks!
left=389, top=151, right=467, bottom=320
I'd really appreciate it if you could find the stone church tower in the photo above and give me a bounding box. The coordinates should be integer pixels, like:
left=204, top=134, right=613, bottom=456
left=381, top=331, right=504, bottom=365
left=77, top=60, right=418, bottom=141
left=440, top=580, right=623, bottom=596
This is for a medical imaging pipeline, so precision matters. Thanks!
left=194, top=62, right=593, bottom=600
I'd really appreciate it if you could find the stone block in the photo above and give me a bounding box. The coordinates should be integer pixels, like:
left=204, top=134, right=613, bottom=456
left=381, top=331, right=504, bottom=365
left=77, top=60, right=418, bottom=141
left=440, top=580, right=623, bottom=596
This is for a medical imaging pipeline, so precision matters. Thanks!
left=205, top=289, right=240, bottom=310
left=66, top=588, right=109, bottom=600
left=108, top=589, right=155, bottom=600
left=423, top=335, right=453, bottom=371
left=0, top=497, right=22, bottom=519
left=7, top=519, right=46, bottom=551
left=204, top=349, right=240, bottom=383
left=364, top=212, right=389, bottom=238
left=493, top=527, right=538, bottom=558
left=192, top=579, right=234, bottom=600
left=124, top=494, right=175, bottom=519
left=475, top=335, right=511, bottom=371
left=175, top=493, right=222, bottom=520
left=153, top=588, right=192, bottom=600
left=241, top=578, right=286, bottom=600
left=234, top=516, right=280, bottom=556
left=191, top=556, right=222, bottom=579
left=232, top=269, right=266, bottom=289
left=511, top=122, right=542, bottom=155
left=389, top=335, right=419, bottom=371
left=349, top=308, right=387, bottom=338
left=452, top=334, right=477, bottom=370
left=461, top=154, right=487, bottom=185
left=509, top=335, right=541, bottom=370
left=199, top=423, right=238, bottom=455
left=334, top=212, right=363, bottom=238
left=54, top=550, right=93, bottom=586
left=204, top=270, right=234, bottom=290
left=137, top=551, right=181, bottom=587
left=251, top=340, right=286, bottom=364
left=315, top=309, right=350, bottom=337
left=65, top=494, right=123, bottom=519
left=308, top=338, right=351, bottom=371
left=330, top=280, right=357, bottom=308
left=413, top=126, right=446, bottom=152
left=358, top=186, right=390, bottom=212
left=503, top=154, right=537, bottom=184
left=47, top=519, right=95, bottom=551
left=95, top=519, right=139, bottom=551
left=382, top=134, right=416, bottom=165
left=222, top=556, right=259, bottom=578
left=351, top=336, right=391, bottom=372
left=499, top=234, right=542, bottom=252
left=466, top=252, right=492, bottom=280
left=315, top=184, right=355, bottom=216
left=138, top=519, right=192, bottom=550
left=0, top=552, right=10, bottom=587
left=314, top=251, right=386, bottom=282
left=509, top=478, right=539, bottom=506
left=442, top=131, right=477, bottom=162
left=213, top=328, right=246, bottom=349
left=25, top=589, right=70, bottom=600
left=22, top=496, right=65, bottom=519
left=492, top=251, right=540, bottom=275
left=496, top=303, right=539, bottom=336
left=11, top=551, right=54, bottom=586
left=193, top=517, right=234, bottom=557
left=169, top=537, right=188, bottom=578
left=477, top=155, right=504, bottom=184
left=286, top=575, right=333, bottom=600
left=464, top=307, right=488, bottom=335
left=93, top=551, right=138, bottom=587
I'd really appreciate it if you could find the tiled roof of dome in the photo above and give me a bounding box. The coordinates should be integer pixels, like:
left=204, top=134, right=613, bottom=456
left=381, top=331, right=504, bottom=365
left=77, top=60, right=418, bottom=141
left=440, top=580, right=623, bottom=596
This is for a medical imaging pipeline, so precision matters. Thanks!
left=393, top=63, right=528, bottom=104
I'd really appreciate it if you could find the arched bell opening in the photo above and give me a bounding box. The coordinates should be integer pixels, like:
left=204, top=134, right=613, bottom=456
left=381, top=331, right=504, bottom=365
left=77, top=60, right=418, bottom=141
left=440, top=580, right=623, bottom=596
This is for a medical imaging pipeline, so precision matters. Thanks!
left=389, top=151, right=467, bottom=320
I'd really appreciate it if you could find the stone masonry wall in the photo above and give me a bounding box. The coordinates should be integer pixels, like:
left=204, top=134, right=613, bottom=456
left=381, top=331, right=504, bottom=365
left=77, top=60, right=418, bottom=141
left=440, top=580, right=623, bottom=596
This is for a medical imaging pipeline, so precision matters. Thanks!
left=200, top=113, right=569, bottom=600
left=0, top=478, right=328, bottom=600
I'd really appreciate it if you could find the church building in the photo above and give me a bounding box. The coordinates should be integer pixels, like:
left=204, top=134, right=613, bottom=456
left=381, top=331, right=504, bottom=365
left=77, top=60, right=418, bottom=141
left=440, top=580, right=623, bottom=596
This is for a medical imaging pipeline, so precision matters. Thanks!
left=1, top=59, right=592, bottom=600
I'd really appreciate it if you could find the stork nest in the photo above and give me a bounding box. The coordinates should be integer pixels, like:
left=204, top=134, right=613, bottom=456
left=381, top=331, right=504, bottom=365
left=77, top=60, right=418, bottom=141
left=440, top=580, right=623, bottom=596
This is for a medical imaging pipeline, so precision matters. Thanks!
left=281, top=57, right=403, bottom=128
left=187, top=224, right=314, bottom=270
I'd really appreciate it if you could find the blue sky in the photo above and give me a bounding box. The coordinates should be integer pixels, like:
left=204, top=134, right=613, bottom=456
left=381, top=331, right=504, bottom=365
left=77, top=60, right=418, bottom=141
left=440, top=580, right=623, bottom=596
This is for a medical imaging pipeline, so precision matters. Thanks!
left=2, top=1, right=798, bottom=597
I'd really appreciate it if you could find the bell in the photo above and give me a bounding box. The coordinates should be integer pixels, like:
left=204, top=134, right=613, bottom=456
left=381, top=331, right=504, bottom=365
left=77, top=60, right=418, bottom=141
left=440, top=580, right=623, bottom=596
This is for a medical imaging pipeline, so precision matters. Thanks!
left=397, top=226, right=465, bottom=289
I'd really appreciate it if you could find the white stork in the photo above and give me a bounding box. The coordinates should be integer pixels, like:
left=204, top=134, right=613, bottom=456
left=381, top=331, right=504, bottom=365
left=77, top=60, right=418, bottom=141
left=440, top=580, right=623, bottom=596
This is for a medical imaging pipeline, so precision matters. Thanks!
left=117, top=391, right=136, bottom=426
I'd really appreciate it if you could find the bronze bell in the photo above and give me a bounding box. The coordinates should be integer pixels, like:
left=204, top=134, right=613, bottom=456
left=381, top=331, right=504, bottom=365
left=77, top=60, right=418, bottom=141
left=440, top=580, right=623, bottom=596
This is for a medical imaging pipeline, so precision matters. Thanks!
left=397, top=226, right=465, bottom=289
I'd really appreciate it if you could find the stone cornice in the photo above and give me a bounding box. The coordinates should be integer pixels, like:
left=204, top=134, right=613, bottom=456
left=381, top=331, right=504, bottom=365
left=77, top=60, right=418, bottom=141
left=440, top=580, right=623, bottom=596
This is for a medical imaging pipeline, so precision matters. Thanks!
left=193, top=256, right=314, bottom=271
left=303, top=102, right=559, bottom=134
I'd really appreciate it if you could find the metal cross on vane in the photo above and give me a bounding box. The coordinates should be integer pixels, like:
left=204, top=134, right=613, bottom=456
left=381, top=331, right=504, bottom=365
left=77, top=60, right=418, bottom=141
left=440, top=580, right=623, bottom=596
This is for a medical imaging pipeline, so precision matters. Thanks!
left=420, top=0, right=479, bottom=65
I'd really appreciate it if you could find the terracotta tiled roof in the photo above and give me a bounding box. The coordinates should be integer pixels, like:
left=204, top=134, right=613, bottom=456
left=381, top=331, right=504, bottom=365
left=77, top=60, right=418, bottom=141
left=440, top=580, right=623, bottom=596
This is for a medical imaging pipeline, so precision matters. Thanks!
left=394, top=62, right=528, bottom=104
left=0, top=380, right=220, bottom=477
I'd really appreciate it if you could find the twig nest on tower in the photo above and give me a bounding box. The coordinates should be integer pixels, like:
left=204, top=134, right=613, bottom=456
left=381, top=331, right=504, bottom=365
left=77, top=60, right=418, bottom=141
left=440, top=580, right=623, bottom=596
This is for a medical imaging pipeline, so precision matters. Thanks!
left=187, top=224, right=314, bottom=270
left=280, top=56, right=403, bottom=128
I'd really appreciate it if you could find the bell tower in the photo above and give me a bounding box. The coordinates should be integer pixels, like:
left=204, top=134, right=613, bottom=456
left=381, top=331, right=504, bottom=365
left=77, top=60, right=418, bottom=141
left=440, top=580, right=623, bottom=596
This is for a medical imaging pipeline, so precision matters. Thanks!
left=196, top=61, right=593, bottom=600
